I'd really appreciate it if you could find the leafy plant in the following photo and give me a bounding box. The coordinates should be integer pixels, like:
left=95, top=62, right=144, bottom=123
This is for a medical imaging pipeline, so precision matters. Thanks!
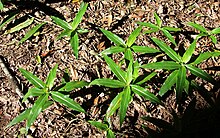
left=137, top=12, right=181, bottom=46
left=7, top=64, right=88, bottom=132
left=0, top=0, right=3, bottom=10
left=188, top=22, right=220, bottom=44
left=100, top=26, right=160, bottom=62
left=51, top=2, right=88, bottom=59
left=142, top=37, right=219, bottom=103
left=90, top=54, right=161, bottom=127
left=89, top=120, right=115, bottom=138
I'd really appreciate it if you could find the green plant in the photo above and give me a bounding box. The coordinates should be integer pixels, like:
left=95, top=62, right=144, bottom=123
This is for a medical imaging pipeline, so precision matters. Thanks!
left=142, top=37, right=219, bottom=103
left=90, top=54, right=161, bottom=127
left=51, top=2, right=88, bottom=59
left=0, top=0, right=3, bottom=10
left=6, top=64, right=88, bottom=132
left=188, top=22, right=220, bottom=44
left=89, top=120, right=115, bottom=138
left=100, top=26, right=160, bottom=62
left=137, top=12, right=181, bottom=46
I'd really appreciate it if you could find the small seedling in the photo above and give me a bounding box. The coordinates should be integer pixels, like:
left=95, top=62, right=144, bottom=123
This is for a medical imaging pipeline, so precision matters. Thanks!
left=51, top=2, right=88, bottom=59
left=137, top=12, right=181, bottom=46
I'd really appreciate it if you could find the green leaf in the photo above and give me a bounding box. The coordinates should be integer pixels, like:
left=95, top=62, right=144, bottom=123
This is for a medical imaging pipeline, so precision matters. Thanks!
left=6, top=17, right=34, bottom=34
left=42, top=101, right=53, bottom=110
left=120, top=86, right=131, bottom=126
left=103, top=54, right=127, bottom=83
left=151, top=37, right=181, bottom=62
left=22, top=87, right=44, bottom=102
left=90, top=78, right=125, bottom=88
left=154, top=12, right=162, bottom=27
left=136, top=22, right=159, bottom=30
left=163, top=26, right=181, bottom=32
left=101, top=46, right=125, bottom=55
left=89, top=121, right=108, bottom=131
left=131, top=85, right=161, bottom=104
left=186, top=64, right=215, bottom=84
left=188, top=22, right=207, bottom=33
left=58, top=81, right=89, bottom=92
left=124, top=48, right=133, bottom=62
left=159, top=70, right=178, bottom=96
left=77, top=28, right=89, bottom=34
left=27, top=94, right=48, bottom=129
left=70, top=32, right=79, bottom=59
left=100, top=28, right=126, bottom=47
left=56, top=29, right=72, bottom=40
left=51, top=91, right=85, bottom=113
left=161, top=29, right=177, bottom=46
left=176, top=66, right=186, bottom=102
left=126, top=26, right=142, bottom=47
left=71, top=2, right=88, bottom=30
left=211, top=27, right=220, bottom=34
left=135, top=72, right=157, bottom=85
left=107, top=129, right=115, bottom=138
left=19, top=68, right=45, bottom=89
left=45, top=64, right=58, bottom=90
left=184, top=79, right=189, bottom=95
left=143, top=29, right=158, bottom=34
left=191, top=51, right=220, bottom=65
left=210, top=35, right=217, bottom=44
left=0, top=13, right=17, bottom=30
left=182, top=39, right=197, bottom=63
left=19, top=22, right=46, bottom=44
left=0, top=0, right=3, bottom=10
left=106, top=92, right=123, bottom=119
left=132, top=61, right=139, bottom=80
left=51, top=16, right=72, bottom=30
left=126, top=60, right=133, bottom=84
left=142, top=61, right=181, bottom=70
left=6, top=109, right=31, bottom=128
left=132, top=45, right=160, bottom=54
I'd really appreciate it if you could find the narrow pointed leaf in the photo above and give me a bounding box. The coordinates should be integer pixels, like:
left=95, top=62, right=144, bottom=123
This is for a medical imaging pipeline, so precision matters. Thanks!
left=184, top=79, right=189, bottom=95
left=120, top=86, right=131, bottom=126
left=51, top=16, right=72, bottom=30
left=0, top=13, right=17, bottom=30
left=6, top=109, right=31, bottom=128
left=6, top=17, right=34, bottom=34
left=136, top=22, right=159, bottom=29
left=191, top=51, right=220, bottom=65
left=126, top=60, right=133, bottom=84
left=77, top=28, right=89, bottom=34
left=163, top=26, right=181, bottom=32
left=211, top=27, right=220, bottom=34
left=71, top=2, right=88, bottom=30
left=0, top=1, right=3, bottom=10
left=56, top=29, right=72, bottom=40
left=58, top=81, right=89, bottom=92
left=159, top=70, right=178, bottom=96
left=100, top=28, right=126, bottom=47
left=176, top=66, right=186, bottom=102
left=182, top=39, right=197, bottom=63
left=142, top=61, right=181, bottom=70
left=101, top=46, right=125, bottom=55
left=70, top=32, right=79, bottom=58
left=107, top=129, right=115, bottom=138
left=51, top=91, right=85, bottom=113
left=210, top=35, right=217, bottom=44
left=154, top=12, right=162, bottom=27
left=143, top=29, right=158, bottom=34
left=124, top=48, right=133, bottom=62
left=188, top=22, right=207, bottom=33
left=103, top=55, right=127, bottom=83
left=89, top=121, right=108, bottom=131
left=19, top=68, right=45, bottom=89
left=132, top=45, right=160, bottom=54
left=19, top=22, right=46, bottom=44
left=186, top=64, right=215, bottom=83
left=151, top=37, right=181, bottom=62
left=126, top=26, right=142, bottom=47
left=45, top=64, right=58, bottom=90
left=27, top=94, right=48, bottom=129
left=161, top=29, right=177, bottom=46
left=135, top=72, right=157, bottom=85
left=90, top=79, right=125, bottom=88
left=131, top=85, right=161, bottom=104
left=42, top=101, right=53, bottom=110
left=22, top=87, right=44, bottom=102
left=106, top=92, right=123, bottom=119
left=133, top=61, right=139, bottom=80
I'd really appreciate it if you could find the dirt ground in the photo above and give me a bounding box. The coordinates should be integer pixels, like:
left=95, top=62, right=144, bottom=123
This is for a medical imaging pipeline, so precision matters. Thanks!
left=0, top=0, right=220, bottom=137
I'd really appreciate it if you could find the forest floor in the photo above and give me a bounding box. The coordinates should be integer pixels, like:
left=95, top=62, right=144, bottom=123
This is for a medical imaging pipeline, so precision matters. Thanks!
left=0, top=0, right=220, bottom=138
